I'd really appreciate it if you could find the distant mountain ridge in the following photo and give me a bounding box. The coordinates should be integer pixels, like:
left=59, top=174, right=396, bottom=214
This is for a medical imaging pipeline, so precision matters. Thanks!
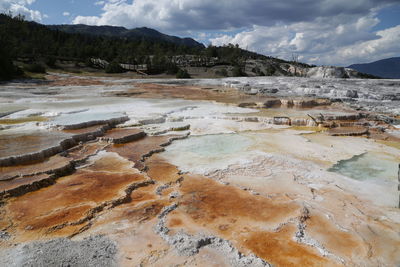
left=48, top=24, right=205, bottom=49
left=0, top=13, right=380, bottom=80
left=348, top=57, right=400, bottom=79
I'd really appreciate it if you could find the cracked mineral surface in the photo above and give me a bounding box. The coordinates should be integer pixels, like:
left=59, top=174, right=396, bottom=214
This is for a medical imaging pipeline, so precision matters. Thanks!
left=0, top=73, right=399, bottom=266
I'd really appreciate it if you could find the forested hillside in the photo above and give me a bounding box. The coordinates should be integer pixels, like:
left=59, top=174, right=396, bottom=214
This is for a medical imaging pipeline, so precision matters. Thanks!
left=0, top=13, right=305, bottom=80
left=48, top=24, right=205, bottom=49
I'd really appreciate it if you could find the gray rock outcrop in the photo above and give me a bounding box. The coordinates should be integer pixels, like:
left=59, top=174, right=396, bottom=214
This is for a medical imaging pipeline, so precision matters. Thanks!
left=0, top=236, right=117, bottom=267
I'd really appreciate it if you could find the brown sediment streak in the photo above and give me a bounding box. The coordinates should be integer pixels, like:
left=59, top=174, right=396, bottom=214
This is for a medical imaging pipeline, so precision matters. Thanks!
left=64, top=142, right=106, bottom=163
left=0, top=124, right=109, bottom=167
left=106, top=135, right=186, bottom=170
left=0, top=126, right=135, bottom=198
left=243, top=226, right=339, bottom=267
left=118, top=83, right=336, bottom=111
left=0, top=81, right=398, bottom=266
left=92, top=199, right=167, bottom=230
left=328, top=126, right=369, bottom=136
left=58, top=116, right=128, bottom=130
left=0, top=116, right=47, bottom=125
left=0, top=155, right=73, bottom=181
left=0, top=143, right=105, bottom=199
left=55, top=179, right=157, bottom=238
left=0, top=172, right=74, bottom=201
left=130, top=183, right=159, bottom=204
left=45, top=75, right=105, bottom=86
left=145, top=155, right=181, bottom=183
left=0, top=174, right=52, bottom=196
left=113, top=83, right=275, bottom=104
left=0, top=132, right=71, bottom=160
left=0, top=133, right=186, bottom=241
left=369, top=128, right=400, bottom=144
left=306, top=214, right=366, bottom=259
left=178, top=175, right=301, bottom=226
left=354, top=220, right=400, bottom=265
left=307, top=186, right=400, bottom=264
left=136, top=160, right=379, bottom=266
left=107, top=135, right=170, bottom=170
left=61, top=124, right=109, bottom=135
left=121, top=84, right=400, bottom=137
left=100, top=128, right=146, bottom=144
left=3, top=153, right=149, bottom=241
left=6, top=171, right=143, bottom=230
left=164, top=174, right=339, bottom=265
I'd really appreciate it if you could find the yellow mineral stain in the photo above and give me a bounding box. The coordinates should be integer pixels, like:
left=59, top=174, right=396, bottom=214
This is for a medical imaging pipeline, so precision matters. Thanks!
left=0, top=116, right=48, bottom=125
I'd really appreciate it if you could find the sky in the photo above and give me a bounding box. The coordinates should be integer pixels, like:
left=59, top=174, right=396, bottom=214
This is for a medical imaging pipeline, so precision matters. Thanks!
left=1, top=0, right=400, bottom=66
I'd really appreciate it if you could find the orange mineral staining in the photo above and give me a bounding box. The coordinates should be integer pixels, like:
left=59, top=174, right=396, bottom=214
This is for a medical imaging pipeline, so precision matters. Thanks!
left=0, top=154, right=72, bottom=181
left=165, top=174, right=340, bottom=266
left=115, top=83, right=273, bottom=105
left=178, top=175, right=302, bottom=227
left=3, top=153, right=148, bottom=241
left=306, top=214, right=365, bottom=259
left=1, top=77, right=399, bottom=267
left=243, top=227, right=339, bottom=267
left=146, top=155, right=181, bottom=183
left=107, top=135, right=174, bottom=169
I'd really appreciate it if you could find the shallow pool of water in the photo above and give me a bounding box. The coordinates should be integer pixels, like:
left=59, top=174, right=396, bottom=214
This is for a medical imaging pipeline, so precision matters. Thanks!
left=0, top=130, right=71, bottom=158
left=51, top=111, right=125, bottom=126
left=329, top=152, right=399, bottom=182
left=162, top=134, right=254, bottom=173
left=168, top=134, right=253, bottom=157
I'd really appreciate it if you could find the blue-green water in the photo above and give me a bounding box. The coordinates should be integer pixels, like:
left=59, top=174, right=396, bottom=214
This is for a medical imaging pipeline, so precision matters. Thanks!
left=329, top=152, right=398, bottom=181
left=162, top=134, right=255, bottom=172
left=168, top=134, right=253, bottom=157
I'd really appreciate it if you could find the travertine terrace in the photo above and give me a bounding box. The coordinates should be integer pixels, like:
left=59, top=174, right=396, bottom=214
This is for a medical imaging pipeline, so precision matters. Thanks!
left=0, top=73, right=399, bottom=266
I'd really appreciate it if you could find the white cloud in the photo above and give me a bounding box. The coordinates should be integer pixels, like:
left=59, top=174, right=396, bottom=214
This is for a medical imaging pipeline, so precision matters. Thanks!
left=71, top=0, right=400, bottom=65
left=210, top=13, right=400, bottom=66
left=73, top=15, right=100, bottom=25
left=0, top=0, right=43, bottom=21
left=336, top=25, right=400, bottom=64
left=63, top=12, right=70, bottom=17
left=73, top=0, right=398, bottom=30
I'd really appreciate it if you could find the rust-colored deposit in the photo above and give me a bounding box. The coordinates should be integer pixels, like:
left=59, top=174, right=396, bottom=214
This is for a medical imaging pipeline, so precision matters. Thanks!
left=62, top=124, right=107, bottom=135
left=45, top=75, right=105, bottom=86
left=107, top=135, right=173, bottom=169
left=0, top=131, right=69, bottom=158
left=306, top=214, right=366, bottom=259
left=242, top=227, right=338, bottom=267
left=1, top=79, right=399, bottom=267
left=162, top=174, right=341, bottom=266
left=102, top=128, right=143, bottom=139
left=0, top=154, right=71, bottom=181
left=113, top=83, right=274, bottom=105
left=0, top=116, right=47, bottom=125
left=65, top=142, right=106, bottom=162
left=177, top=175, right=301, bottom=227
left=2, top=153, right=147, bottom=242
left=145, top=155, right=181, bottom=183
left=328, top=126, right=368, bottom=136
